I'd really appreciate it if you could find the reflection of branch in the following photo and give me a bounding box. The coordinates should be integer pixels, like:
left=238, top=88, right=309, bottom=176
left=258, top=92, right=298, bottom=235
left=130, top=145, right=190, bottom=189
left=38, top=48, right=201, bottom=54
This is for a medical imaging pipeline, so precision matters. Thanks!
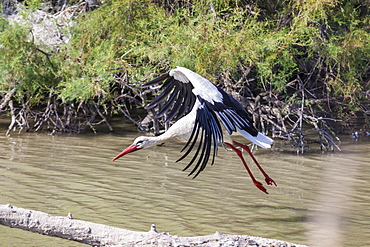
left=0, top=204, right=307, bottom=247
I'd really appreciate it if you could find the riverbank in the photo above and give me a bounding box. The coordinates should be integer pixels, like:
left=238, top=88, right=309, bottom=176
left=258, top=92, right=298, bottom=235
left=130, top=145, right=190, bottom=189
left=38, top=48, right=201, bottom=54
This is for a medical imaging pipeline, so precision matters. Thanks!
left=1, top=1, right=369, bottom=150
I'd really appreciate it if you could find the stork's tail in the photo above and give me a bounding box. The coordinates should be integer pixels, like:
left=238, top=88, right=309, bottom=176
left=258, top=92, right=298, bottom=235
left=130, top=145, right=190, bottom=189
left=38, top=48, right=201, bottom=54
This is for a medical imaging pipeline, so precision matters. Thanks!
left=238, top=129, right=273, bottom=149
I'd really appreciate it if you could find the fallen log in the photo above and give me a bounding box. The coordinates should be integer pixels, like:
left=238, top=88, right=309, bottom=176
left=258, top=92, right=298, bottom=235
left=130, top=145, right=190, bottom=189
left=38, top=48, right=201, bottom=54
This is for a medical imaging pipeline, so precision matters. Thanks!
left=0, top=204, right=308, bottom=247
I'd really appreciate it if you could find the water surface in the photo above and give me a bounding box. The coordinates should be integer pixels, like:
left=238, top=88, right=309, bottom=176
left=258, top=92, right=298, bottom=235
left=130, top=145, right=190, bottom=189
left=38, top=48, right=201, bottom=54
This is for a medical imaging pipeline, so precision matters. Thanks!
left=0, top=125, right=369, bottom=246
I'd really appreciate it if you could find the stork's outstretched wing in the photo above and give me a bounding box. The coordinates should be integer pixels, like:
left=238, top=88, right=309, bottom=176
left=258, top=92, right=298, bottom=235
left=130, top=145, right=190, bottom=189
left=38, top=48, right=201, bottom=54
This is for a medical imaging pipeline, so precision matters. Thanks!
left=141, top=67, right=260, bottom=178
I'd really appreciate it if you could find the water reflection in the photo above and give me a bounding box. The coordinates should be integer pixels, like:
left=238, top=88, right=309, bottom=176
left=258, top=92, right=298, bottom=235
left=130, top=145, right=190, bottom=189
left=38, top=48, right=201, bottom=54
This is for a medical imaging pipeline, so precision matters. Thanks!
left=0, top=129, right=369, bottom=246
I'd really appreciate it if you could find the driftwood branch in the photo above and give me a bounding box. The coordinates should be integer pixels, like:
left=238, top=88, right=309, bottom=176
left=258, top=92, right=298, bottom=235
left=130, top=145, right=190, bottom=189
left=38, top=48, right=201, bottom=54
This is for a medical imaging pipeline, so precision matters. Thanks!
left=0, top=204, right=307, bottom=247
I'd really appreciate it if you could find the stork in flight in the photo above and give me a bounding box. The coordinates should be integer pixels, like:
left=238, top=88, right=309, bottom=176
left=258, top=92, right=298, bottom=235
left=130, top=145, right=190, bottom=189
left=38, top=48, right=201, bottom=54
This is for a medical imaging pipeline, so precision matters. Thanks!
left=112, top=67, right=276, bottom=194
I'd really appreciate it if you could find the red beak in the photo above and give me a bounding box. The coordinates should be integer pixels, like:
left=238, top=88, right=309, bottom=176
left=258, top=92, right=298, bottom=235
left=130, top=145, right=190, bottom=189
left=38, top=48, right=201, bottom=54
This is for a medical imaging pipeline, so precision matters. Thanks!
left=112, top=144, right=142, bottom=161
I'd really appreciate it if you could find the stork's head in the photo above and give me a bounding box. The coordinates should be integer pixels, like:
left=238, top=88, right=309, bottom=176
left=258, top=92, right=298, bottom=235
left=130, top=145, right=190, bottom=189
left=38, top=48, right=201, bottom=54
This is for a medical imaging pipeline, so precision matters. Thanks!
left=112, top=136, right=157, bottom=161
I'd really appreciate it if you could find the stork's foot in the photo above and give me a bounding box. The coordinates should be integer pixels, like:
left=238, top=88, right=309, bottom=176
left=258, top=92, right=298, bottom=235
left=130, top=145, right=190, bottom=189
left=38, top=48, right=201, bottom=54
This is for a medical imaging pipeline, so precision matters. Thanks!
left=265, top=176, right=277, bottom=186
left=254, top=180, right=268, bottom=194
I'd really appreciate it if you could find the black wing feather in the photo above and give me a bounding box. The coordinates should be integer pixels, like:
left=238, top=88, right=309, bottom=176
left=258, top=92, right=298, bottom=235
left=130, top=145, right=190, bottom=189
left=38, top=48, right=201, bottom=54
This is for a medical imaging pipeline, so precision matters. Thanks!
left=144, top=79, right=175, bottom=109
left=193, top=113, right=213, bottom=178
left=173, top=82, right=193, bottom=121
left=142, top=74, right=196, bottom=124
left=178, top=98, right=224, bottom=178
left=188, top=131, right=205, bottom=177
left=164, top=83, right=187, bottom=122
left=188, top=110, right=209, bottom=178
left=141, top=73, right=170, bottom=87
left=155, top=85, right=180, bottom=118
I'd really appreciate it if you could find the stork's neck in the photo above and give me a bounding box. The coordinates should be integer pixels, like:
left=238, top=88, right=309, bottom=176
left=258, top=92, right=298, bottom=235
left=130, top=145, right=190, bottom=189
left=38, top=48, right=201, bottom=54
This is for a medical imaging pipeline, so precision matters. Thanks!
left=151, top=131, right=175, bottom=143
left=151, top=107, right=197, bottom=145
left=140, top=128, right=179, bottom=148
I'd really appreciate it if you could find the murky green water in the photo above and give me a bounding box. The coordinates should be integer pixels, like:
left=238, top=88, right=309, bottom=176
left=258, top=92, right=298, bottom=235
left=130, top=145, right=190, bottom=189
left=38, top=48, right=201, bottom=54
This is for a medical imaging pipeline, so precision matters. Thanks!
left=0, top=124, right=369, bottom=246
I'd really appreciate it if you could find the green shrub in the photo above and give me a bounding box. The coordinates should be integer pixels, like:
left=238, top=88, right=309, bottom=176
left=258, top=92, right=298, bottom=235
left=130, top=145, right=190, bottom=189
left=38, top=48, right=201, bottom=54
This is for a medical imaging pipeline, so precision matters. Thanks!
left=0, top=22, right=59, bottom=105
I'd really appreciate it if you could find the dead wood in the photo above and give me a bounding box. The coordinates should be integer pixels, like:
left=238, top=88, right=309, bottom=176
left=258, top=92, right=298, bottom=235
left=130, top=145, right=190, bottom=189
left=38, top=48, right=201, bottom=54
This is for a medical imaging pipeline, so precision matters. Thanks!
left=0, top=204, right=307, bottom=247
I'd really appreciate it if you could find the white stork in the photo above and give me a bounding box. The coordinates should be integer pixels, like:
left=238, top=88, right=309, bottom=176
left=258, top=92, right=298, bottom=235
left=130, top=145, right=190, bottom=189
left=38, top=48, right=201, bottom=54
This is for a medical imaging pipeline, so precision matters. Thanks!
left=112, top=67, right=276, bottom=194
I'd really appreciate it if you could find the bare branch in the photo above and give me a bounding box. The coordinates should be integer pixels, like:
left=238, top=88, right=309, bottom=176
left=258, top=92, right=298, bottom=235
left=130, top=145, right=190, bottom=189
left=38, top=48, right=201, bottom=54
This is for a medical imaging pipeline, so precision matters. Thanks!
left=0, top=204, right=307, bottom=247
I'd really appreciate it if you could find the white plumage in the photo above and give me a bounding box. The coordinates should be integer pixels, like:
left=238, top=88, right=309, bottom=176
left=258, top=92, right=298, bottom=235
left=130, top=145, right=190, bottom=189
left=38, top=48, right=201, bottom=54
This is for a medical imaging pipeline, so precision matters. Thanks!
left=113, top=67, right=276, bottom=194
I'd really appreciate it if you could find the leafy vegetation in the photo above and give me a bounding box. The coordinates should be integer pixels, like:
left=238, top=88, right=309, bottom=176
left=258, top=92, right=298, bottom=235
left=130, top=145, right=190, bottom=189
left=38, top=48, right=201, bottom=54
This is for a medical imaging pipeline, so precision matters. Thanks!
left=0, top=0, right=369, bottom=151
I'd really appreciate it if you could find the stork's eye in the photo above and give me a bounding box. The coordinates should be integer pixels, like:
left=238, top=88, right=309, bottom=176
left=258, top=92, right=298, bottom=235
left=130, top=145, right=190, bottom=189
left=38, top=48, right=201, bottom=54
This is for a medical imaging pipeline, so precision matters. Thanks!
left=136, top=140, right=144, bottom=145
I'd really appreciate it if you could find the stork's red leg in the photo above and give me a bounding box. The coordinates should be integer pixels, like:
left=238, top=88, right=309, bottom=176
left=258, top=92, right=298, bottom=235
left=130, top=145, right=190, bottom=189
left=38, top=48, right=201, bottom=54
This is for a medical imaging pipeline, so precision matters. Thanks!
left=233, top=141, right=277, bottom=186
left=224, top=142, right=268, bottom=194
